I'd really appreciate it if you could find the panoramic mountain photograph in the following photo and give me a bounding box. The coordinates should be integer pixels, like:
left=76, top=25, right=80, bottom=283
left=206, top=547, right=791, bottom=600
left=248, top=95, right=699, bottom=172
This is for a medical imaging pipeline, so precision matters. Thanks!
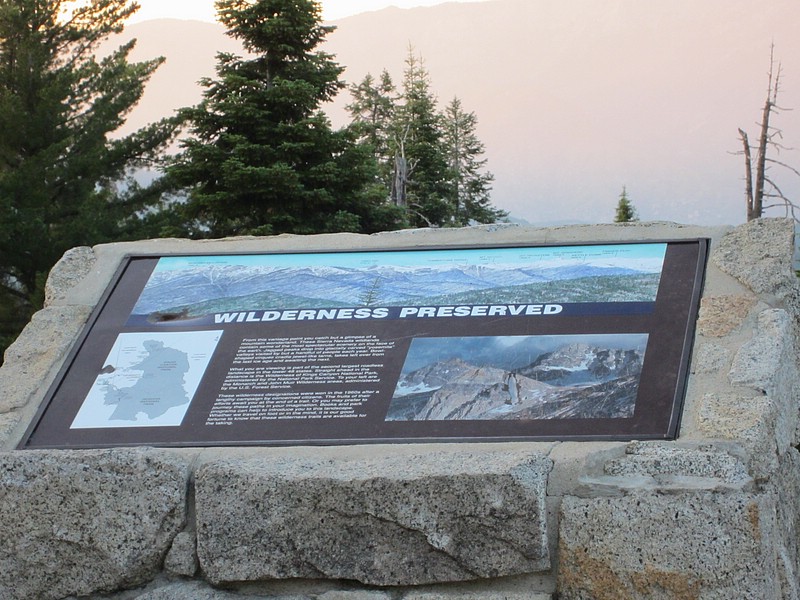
left=130, top=244, right=666, bottom=317
left=386, top=334, right=648, bottom=421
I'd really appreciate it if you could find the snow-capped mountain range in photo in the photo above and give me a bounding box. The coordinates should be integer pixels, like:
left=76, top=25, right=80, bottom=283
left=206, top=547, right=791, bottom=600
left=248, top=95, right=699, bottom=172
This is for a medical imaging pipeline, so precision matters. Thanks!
left=132, top=261, right=658, bottom=315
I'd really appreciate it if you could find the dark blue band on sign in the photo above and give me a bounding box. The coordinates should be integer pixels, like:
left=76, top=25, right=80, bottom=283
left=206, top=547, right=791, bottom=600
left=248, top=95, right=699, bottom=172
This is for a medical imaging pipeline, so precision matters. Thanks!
left=126, top=301, right=654, bottom=328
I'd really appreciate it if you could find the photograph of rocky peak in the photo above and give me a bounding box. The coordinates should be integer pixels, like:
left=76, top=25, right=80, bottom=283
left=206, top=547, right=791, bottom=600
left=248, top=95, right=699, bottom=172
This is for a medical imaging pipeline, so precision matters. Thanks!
left=386, top=335, right=648, bottom=421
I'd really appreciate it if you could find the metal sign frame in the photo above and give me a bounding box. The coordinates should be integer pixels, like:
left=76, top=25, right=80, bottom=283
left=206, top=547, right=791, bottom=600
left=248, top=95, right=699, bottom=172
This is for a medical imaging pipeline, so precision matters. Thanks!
left=20, top=239, right=707, bottom=449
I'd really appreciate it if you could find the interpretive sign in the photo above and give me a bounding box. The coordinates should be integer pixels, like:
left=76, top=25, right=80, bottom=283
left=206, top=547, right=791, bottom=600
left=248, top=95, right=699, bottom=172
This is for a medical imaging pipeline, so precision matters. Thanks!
left=21, top=240, right=707, bottom=449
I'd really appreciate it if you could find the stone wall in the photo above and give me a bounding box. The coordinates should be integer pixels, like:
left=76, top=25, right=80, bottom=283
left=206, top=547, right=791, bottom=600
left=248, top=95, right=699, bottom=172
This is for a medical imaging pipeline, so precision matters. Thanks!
left=0, top=219, right=798, bottom=600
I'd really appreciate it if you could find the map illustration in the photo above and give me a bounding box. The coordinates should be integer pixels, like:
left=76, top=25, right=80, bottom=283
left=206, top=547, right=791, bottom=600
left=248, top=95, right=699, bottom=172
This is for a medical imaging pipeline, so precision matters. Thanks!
left=71, top=331, right=222, bottom=429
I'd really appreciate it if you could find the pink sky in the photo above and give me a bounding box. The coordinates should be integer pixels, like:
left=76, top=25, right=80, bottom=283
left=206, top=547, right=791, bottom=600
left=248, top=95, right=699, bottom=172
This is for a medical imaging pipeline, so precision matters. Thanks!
left=129, top=0, right=483, bottom=23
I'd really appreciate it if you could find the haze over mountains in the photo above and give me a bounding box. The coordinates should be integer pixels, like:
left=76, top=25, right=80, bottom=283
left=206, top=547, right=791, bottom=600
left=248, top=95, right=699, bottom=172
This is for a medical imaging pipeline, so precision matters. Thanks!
left=111, top=0, right=800, bottom=226
left=131, top=261, right=660, bottom=316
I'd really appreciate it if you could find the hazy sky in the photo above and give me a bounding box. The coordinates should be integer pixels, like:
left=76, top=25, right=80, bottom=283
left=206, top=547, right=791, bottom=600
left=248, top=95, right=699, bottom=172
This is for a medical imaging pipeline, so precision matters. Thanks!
left=129, top=1, right=481, bottom=23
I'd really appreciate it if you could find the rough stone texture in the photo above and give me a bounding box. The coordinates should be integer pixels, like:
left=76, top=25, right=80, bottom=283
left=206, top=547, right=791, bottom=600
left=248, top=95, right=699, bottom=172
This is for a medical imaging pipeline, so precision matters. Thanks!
left=2, top=220, right=799, bottom=600
left=545, top=442, right=623, bottom=497
left=318, top=592, right=392, bottom=600
left=712, top=218, right=799, bottom=308
left=602, top=441, right=751, bottom=489
left=690, top=342, right=731, bottom=375
left=0, top=304, right=92, bottom=413
left=0, top=411, right=19, bottom=444
left=0, top=449, right=190, bottom=600
left=43, top=246, right=96, bottom=306
left=196, top=451, right=551, bottom=586
left=696, top=295, right=755, bottom=337
left=558, top=491, right=779, bottom=599
left=131, top=581, right=307, bottom=600
left=730, top=309, right=796, bottom=393
left=730, top=309, right=799, bottom=455
left=771, top=448, right=800, bottom=600
left=696, top=390, right=778, bottom=480
left=164, top=531, right=198, bottom=577
left=573, top=442, right=756, bottom=498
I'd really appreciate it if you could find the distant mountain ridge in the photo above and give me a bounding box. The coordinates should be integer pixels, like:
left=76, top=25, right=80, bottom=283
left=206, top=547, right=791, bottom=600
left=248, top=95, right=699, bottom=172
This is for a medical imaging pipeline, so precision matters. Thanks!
left=387, top=343, right=642, bottom=421
left=131, top=262, right=658, bottom=315
left=111, top=0, right=800, bottom=225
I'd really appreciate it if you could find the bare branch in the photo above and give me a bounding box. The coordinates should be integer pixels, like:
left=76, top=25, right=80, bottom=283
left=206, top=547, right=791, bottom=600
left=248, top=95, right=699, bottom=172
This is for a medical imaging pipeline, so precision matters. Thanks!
left=766, top=157, right=800, bottom=179
left=738, top=45, right=800, bottom=221
left=772, top=58, right=783, bottom=105
left=762, top=177, right=800, bottom=222
left=407, top=205, right=434, bottom=227
left=0, top=281, right=30, bottom=303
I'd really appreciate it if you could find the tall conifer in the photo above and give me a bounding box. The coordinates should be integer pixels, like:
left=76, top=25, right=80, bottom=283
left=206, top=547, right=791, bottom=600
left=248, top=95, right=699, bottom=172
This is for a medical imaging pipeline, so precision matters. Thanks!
left=0, top=0, right=177, bottom=362
left=347, top=51, right=505, bottom=228
left=393, top=51, right=450, bottom=227
left=169, top=0, right=399, bottom=237
left=442, top=97, right=504, bottom=225
left=347, top=70, right=397, bottom=198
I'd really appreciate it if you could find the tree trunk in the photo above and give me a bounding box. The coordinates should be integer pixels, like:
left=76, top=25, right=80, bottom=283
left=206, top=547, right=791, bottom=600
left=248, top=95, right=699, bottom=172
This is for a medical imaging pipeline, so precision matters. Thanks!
left=739, top=128, right=755, bottom=221
left=392, top=154, right=408, bottom=208
left=753, top=98, right=772, bottom=219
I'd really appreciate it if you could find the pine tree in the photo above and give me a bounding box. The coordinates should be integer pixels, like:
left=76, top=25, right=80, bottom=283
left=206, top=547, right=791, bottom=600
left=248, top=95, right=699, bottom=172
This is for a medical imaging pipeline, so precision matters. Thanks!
left=391, top=50, right=451, bottom=227
left=0, top=0, right=177, bottom=362
left=169, top=0, right=401, bottom=237
left=614, top=186, right=638, bottom=222
left=442, top=97, right=505, bottom=226
left=347, top=51, right=505, bottom=228
left=347, top=70, right=398, bottom=201
left=347, top=70, right=397, bottom=166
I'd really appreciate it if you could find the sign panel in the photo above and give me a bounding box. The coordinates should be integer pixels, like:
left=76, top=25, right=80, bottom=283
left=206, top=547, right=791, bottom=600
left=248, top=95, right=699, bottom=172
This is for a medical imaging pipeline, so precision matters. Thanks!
left=21, top=240, right=707, bottom=449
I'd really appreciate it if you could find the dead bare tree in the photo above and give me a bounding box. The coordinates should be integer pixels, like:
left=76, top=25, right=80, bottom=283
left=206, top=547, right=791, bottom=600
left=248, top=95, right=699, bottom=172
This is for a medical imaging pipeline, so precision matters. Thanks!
left=390, top=124, right=435, bottom=227
left=738, top=45, right=800, bottom=222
